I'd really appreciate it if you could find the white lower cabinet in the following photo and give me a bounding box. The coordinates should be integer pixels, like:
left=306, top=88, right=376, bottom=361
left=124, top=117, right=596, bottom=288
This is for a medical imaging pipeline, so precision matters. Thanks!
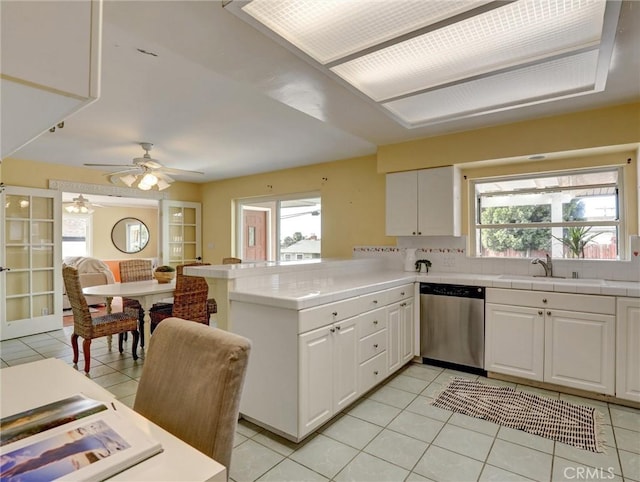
left=231, top=283, right=415, bottom=442
left=388, top=298, right=414, bottom=374
left=485, top=303, right=544, bottom=381
left=299, top=317, right=358, bottom=435
left=545, top=309, right=615, bottom=394
left=616, top=297, right=640, bottom=402
left=485, top=289, right=616, bottom=395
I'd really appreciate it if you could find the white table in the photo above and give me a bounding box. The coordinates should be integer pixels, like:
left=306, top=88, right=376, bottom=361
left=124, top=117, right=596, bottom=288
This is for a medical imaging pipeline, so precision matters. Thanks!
left=83, top=280, right=175, bottom=348
left=0, top=358, right=226, bottom=481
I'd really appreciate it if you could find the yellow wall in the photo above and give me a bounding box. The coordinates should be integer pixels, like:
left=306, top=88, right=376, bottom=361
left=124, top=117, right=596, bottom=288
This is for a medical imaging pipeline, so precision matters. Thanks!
left=378, top=103, right=640, bottom=173
left=91, top=205, right=159, bottom=260
left=201, top=155, right=392, bottom=262
left=0, top=157, right=202, bottom=203
left=3, top=102, right=639, bottom=262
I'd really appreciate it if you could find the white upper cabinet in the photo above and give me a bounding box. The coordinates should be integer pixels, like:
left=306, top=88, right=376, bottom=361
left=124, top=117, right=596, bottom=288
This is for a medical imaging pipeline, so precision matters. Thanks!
left=386, top=166, right=461, bottom=236
left=1, top=0, right=102, bottom=157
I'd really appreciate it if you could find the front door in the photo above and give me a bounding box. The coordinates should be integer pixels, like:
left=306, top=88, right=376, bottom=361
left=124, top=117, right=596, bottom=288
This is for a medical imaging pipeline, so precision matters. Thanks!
left=243, top=209, right=266, bottom=261
left=1, top=186, right=62, bottom=340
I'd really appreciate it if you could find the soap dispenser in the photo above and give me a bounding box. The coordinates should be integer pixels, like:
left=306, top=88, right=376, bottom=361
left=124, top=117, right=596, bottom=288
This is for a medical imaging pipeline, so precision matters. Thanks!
left=403, top=248, right=417, bottom=272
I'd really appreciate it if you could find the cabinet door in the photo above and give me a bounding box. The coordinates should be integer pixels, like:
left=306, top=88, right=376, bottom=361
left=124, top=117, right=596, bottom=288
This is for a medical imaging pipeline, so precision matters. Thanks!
left=385, top=171, right=418, bottom=236
left=1, top=1, right=101, bottom=157
left=616, top=298, right=640, bottom=402
left=485, top=303, right=544, bottom=381
left=299, top=326, right=333, bottom=434
left=545, top=309, right=615, bottom=395
left=387, top=302, right=402, bottom=373
left=333, top=317, right=359, bottom=411
left=417, top=167, right=460, bottom=236
left=400, top=298, right=414, bottom=364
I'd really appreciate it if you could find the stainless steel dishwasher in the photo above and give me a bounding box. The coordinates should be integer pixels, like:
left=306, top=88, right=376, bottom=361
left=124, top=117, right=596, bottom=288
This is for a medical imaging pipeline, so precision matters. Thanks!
left=420, top=283, right=485, bottom=373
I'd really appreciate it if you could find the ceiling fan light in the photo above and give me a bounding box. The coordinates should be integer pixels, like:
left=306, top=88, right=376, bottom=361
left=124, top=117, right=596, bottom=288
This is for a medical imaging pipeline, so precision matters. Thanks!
left=137, top=181, right=153, bottom=191
left=141, top=173, right=158, bottom=187
left=64, top=205, right=76, bottom=213
left=120, top=174, right=138, bottom=187
left=156, top=178, right=171, bottom=191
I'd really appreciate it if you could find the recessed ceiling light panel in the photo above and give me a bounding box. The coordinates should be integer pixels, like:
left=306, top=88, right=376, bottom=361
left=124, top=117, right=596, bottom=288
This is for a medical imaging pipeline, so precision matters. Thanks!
left=331, top=0, right=607, bottom=101
left=383, top=50, right=599, bottom=126
left=241, top=0, right=492, bottom=64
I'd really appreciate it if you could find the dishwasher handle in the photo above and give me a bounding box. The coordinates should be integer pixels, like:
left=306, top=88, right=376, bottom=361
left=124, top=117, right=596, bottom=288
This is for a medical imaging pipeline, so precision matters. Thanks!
left=419, top=283, right=485, bottom=299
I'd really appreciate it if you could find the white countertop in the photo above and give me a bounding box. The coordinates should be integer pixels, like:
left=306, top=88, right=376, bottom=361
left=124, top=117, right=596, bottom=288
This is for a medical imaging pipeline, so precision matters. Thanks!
left=228, top=268, right=640, bottom=310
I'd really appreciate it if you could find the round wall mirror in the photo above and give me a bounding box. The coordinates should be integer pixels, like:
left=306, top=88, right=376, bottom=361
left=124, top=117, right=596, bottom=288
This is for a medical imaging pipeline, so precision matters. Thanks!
left=111, top=218, right=150, bottom=253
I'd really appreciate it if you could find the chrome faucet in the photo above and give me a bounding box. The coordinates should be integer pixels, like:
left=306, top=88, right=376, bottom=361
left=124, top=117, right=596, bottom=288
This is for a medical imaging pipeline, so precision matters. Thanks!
left=531, top=253, right=553, bottom=277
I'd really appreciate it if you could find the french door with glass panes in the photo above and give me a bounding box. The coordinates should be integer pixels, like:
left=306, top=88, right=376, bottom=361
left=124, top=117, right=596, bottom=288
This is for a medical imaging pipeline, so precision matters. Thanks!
left=161, top=200, right=201, bottom=267
left=1, top=186, right=62, bottom=340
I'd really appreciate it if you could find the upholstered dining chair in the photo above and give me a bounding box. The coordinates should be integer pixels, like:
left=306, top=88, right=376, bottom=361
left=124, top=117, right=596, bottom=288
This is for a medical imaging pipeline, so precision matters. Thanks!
left=149, top=273, right=209, bottom=333
left=119, top=259, right=153, bottom=347
left=134, top=318, right=251, bottom=470
left=62, top=266, right=139, bottom=374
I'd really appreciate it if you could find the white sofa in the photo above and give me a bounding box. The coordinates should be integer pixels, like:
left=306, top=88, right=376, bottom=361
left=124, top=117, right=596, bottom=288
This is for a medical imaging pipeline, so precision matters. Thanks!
left=62, top=257, right=116, bottom=309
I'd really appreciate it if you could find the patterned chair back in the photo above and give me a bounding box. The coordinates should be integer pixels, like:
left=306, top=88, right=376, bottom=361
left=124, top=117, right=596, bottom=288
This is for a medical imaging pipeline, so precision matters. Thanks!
left=119, top=259, right=153, bottom=283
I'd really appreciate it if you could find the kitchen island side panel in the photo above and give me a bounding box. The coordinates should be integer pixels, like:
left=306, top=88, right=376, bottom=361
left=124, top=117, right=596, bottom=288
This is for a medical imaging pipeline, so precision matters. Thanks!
left=230, top=301, right=300, bottom=438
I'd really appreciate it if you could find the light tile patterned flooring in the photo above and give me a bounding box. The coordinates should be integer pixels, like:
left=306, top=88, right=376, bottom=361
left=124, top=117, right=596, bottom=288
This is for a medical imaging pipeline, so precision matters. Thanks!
left=1, top=328, right=639, bottom=482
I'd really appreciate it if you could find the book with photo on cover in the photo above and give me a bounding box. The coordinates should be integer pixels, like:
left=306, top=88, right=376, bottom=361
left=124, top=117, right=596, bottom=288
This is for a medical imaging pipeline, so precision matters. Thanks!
left=0, top=394, right=162, bottom=482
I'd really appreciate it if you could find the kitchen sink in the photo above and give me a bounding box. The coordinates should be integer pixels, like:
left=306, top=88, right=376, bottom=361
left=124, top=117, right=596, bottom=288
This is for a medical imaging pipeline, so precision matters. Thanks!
left=498, top=275, right=604, bottom=285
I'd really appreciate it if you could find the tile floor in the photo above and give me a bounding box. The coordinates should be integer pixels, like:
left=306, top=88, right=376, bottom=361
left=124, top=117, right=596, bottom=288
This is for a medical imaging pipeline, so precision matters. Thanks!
left=1, top=328, right=639, bottom=482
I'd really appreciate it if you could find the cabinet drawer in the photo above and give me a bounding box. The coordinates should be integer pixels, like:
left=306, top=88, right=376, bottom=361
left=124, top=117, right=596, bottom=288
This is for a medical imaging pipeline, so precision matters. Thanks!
left=360, top=291, right=388, bottom=313
left=359, top=352, right=388, bottom=394
left=386, top=284, right=413, bottom=305
left=299, top=297, right=362, bottom=333
left=358, top=307, right=387, bottom=338
left=487, top=288, right=615, bottom=315
left=359, top=329, right=387, bottom=363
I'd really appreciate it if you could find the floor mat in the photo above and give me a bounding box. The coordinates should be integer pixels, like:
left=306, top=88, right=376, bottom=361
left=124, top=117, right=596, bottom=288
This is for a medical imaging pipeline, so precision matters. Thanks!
left=431, top=377, right=605, bottom=452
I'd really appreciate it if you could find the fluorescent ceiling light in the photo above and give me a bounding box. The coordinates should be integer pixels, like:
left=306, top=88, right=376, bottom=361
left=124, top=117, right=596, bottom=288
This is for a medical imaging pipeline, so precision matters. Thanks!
left=235, top=0, right=619, bottom=128
left=242, top=0, right=492, bottom=64
left=331, top=0, right=606, bottom=101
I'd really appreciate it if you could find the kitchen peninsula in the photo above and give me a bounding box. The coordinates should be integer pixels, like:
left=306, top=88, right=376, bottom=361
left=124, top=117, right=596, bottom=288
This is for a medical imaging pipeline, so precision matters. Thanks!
left=186, top=259, right=639, bottom=441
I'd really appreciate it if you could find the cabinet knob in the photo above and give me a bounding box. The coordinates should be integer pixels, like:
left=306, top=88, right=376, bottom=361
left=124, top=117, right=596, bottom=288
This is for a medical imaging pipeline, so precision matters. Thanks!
left=373, top=320, right=378, bottom=325
left=417, top=232, right=422, bottom=235
left=538, top=310, right=543, bottom=316
left=374, top=344, right=378, bottom=348
left=374, top=370, right=379, bottom=375
left=400, top=292, right=405, bottom=296
left=330, top=328, right=335, bottom=333
left=332, top=311, right=338, bottom=316
left=400, top=302, right=406, bottom=307
left=335, top=325, right=341, bottom=330
left=412, top=232, right=416, bottom=235
left=547, top=311, right=551, bottom=316
left=542, top=298, right=548, bottom=303
left=373, top=300, right=378, bottom=304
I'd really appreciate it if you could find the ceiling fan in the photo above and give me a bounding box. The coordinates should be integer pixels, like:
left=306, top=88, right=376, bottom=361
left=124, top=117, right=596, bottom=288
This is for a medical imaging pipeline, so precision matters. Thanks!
left=63, top=194, right=103, bottom=214
left=84, top=142, right=204, bottom=191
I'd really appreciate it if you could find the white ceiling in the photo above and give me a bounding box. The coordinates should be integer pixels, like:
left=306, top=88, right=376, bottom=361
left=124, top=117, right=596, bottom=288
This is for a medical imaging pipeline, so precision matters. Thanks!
left=8, top=1, right=640, bottom=183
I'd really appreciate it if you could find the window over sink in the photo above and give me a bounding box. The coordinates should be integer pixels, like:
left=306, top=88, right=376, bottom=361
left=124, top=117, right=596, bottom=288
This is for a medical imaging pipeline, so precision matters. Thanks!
left=470, top=167, right=623, bottom=260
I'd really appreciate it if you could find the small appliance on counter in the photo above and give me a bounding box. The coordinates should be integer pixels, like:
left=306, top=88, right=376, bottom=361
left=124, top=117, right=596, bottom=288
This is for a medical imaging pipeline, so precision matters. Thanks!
left=403, top=248, right=418, bottom=271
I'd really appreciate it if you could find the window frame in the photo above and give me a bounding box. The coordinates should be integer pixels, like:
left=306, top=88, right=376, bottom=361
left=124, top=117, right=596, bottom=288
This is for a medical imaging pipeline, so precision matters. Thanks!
left=235, top=191, right=321, bottom=261
left=469, top=166, right=625, bottom=259
left=62, top=213, right=93, bottom=258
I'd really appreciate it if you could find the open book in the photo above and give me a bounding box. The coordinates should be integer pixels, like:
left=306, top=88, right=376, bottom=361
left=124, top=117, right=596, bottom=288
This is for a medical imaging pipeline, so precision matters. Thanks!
left=0, top=394, right=162, bottom=481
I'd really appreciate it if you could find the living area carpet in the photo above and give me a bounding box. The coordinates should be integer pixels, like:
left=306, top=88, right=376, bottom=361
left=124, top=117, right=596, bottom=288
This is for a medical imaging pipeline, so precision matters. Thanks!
left=431, top=377, right=605, bottom=452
